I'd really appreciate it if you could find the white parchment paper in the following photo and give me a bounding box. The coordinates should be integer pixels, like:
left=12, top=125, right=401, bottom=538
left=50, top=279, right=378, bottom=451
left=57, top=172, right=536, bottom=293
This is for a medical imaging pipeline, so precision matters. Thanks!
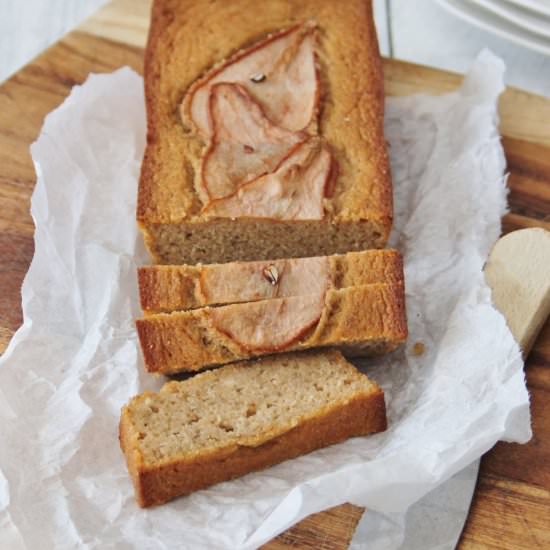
left=0, top=50, right=531, bottom=550
left=351, top=459, right=480, bottom=549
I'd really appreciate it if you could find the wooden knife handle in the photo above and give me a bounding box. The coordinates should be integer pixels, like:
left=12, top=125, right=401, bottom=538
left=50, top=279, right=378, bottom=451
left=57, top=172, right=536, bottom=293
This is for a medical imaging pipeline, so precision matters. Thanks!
left=484, top=228, right=550, bottom=356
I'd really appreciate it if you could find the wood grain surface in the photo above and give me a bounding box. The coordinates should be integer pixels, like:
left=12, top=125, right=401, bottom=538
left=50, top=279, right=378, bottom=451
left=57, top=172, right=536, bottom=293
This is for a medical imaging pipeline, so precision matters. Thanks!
left=0, top=1, right=548, bottom=548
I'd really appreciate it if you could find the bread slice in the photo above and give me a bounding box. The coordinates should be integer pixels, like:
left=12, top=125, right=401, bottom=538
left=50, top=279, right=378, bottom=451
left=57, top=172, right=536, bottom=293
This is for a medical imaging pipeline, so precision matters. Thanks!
left=138, top=249, right=403, bottom=314
left=138, top=0, right=391, bottom=264
left=136, top=282, right=407, bottom=374
left=120, top=350, right=387, bottom=507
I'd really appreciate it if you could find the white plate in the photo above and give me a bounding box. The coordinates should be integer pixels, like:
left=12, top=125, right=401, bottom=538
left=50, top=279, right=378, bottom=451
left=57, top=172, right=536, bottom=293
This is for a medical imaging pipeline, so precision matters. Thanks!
left=505, top=0, right=550, bottom=18
left=436, top=0, right=550, bottom=56
left=472, top=0, right=550, bottom=38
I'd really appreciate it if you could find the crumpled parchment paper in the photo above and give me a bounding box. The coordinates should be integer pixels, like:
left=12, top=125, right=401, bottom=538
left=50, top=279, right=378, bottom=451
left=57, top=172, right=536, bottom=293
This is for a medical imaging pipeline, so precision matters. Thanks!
left=0, top=50, right=531, bottom=550
left=351, top=459, right=480, bottom=549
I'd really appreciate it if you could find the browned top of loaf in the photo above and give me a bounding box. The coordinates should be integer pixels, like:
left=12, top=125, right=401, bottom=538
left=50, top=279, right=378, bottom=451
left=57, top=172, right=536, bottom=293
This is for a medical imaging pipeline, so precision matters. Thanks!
left=138, top=0, right=390, bottom=225
left=138, top=249, right=404, bottom=314
left=135, top=282, right=407, bottom=373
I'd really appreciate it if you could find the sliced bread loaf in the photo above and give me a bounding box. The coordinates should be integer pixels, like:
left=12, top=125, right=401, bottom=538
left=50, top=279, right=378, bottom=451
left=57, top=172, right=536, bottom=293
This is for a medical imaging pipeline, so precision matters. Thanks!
left=136, top=282, right=406, bottom=374
left=120, top=350, right=386, bottom=507
left=139, top=0, right=391, bottom=264
left=138, top=249, right=403, bottom=314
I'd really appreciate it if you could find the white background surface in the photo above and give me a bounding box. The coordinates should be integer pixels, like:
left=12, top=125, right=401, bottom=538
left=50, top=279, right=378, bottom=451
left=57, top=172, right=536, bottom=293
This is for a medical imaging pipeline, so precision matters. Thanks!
left=0, top=0, right=549, bottom=96
left=0, top=0, right=107, bottom=81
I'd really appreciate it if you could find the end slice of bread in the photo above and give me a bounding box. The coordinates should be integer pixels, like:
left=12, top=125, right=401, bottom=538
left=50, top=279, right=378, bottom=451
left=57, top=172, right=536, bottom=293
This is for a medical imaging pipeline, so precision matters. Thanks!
left=136, top=282, right=407, bottom=374
left=138, top=249, right=403, bottom=314
left=120, top=350, right=387, bottom=507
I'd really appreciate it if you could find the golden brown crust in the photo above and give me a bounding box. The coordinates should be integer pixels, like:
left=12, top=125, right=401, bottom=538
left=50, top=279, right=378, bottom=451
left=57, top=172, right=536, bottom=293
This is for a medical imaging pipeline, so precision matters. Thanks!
left=119, top=380, right=386, bottom=507
left=135, top=282, right=407, bottom=373
left=138, top=249, right=403, bottom=314
left=333, top=249, right=404, bottom=288
left=138, top=264, right=201, bottom=314
left=137, top=0, right=392, bottom=262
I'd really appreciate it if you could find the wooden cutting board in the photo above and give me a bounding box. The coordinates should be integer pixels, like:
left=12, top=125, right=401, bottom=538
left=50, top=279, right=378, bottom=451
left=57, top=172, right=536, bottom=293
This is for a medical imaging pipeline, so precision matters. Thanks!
left=0, top=0, right=548, bottom=547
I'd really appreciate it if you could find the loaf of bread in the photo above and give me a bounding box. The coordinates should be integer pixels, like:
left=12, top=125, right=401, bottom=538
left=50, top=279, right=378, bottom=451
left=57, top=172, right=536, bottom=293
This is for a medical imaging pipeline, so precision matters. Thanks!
left=138, top=0, right=391, bottom=264
left=138, top=249, right=403, bottom=314
left=136, top=282, right=406, bottom=373
left=120, top=350, right=387, bottom=507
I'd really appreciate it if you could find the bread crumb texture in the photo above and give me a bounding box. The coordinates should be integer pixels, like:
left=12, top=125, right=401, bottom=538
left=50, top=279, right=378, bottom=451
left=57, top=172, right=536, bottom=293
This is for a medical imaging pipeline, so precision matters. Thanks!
left=120, top=350, right=387, bottom=506
left=124, top=351, right=376, bottom=463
